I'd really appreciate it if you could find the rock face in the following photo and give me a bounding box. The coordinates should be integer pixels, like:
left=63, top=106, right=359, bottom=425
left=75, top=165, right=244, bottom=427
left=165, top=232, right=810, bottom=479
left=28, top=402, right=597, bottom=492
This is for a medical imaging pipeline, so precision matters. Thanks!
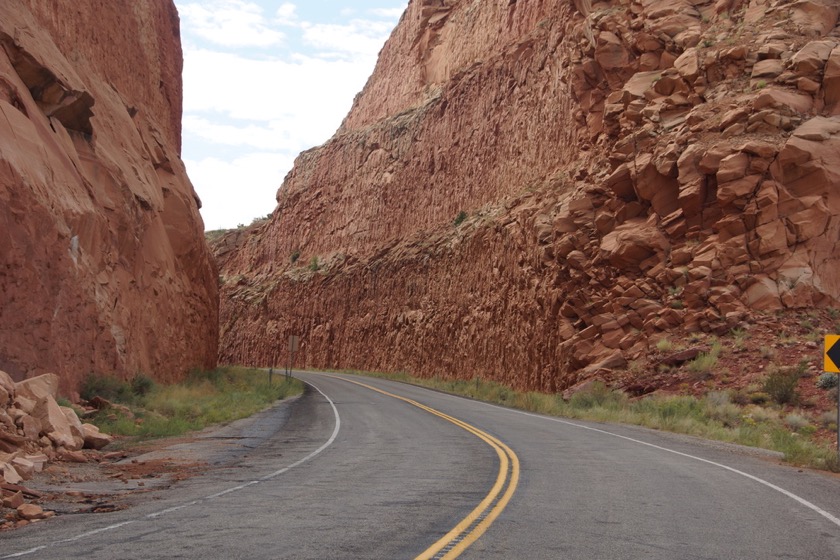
left=0, top=1, right=218, bottom=391
left=216, top=0, right=840, bottom=392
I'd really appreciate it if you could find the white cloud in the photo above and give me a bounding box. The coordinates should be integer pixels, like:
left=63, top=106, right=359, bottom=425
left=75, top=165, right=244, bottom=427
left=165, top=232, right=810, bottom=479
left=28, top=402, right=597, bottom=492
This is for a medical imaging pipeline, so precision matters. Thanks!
left=182, top=47, right=371, bottom=133
left=301, top=19, right=395, bottom=56
left=176, top=1, right=408, bottom=229
left=370, top=7, right=404, bottom=18
left=186, top=152, right=295, bottom=230
left=275, top=2, right=297, bottom=25
left=179, top=0, right=284, bottom=48
left=183, top=114, right=335, bottom=154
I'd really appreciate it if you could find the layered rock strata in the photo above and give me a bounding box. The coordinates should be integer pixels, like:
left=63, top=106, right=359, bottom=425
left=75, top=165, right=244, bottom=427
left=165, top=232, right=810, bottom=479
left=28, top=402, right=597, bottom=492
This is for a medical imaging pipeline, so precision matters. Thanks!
left=217, top=0, right=840, bottom=392
left=0, top=1, right=218, bottom=392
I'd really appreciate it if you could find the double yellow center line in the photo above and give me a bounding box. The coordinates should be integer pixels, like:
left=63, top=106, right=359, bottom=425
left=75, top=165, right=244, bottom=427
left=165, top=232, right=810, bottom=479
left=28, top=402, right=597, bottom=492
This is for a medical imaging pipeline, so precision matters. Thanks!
left=324, top=375, right=520, bottom=559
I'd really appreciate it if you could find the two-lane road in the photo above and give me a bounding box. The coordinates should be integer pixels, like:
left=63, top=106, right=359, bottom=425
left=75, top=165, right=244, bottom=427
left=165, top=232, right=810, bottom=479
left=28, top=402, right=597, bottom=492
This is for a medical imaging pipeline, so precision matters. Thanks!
left=3, top=371, right=840, bottom=558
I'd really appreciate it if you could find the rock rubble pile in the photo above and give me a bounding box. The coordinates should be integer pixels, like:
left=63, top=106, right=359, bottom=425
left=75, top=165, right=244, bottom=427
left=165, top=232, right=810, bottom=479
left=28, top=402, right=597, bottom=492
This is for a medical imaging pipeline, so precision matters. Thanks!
left=0, top=371, right=111, bottom=527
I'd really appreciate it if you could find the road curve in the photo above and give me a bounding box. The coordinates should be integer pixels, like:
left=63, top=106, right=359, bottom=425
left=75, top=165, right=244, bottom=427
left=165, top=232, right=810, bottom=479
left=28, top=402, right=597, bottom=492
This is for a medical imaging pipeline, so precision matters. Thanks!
left=3, top=371, right=840, bottom=559
left=325, top=373, right=840, bottom=560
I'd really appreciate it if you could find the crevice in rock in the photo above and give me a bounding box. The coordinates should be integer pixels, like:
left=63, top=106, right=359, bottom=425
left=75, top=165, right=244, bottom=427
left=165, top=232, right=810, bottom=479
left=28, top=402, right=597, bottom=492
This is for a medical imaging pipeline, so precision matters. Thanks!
left=0, top=32, right=93, bottom=135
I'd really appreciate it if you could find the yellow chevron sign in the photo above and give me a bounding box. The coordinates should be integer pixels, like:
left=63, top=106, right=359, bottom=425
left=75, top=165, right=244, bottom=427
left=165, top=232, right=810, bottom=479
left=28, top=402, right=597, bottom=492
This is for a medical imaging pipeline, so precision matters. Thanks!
left=825, top=335, right=840, bottom=373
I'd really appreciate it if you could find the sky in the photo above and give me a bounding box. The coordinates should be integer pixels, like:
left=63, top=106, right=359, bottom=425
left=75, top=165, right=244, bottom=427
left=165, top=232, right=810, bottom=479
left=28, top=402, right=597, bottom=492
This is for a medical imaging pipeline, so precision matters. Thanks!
left=173, top=0, right=408, bottom=230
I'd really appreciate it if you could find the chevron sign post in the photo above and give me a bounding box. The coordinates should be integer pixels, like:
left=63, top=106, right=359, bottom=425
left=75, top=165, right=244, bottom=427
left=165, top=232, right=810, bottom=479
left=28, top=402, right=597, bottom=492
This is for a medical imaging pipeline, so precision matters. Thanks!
left=825, top=335, right=840, bottom=458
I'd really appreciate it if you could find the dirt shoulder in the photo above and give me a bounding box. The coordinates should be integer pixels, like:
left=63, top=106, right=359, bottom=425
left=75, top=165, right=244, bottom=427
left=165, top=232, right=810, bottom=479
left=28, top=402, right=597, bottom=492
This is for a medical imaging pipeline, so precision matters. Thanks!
left=1, top=393, right=302, bottom=531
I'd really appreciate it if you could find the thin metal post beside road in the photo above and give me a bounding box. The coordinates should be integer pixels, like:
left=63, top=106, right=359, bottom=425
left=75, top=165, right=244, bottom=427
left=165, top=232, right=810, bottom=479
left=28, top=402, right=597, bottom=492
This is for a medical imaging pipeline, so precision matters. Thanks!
left=287, top=335, right=300, bottom=380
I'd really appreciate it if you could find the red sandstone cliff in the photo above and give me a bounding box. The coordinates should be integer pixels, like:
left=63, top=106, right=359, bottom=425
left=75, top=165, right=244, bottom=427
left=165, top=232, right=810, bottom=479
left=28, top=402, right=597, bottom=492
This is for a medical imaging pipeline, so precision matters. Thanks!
left=0, top=1, right=218, bottom=393
left=216, top=0, right=840, bottom=392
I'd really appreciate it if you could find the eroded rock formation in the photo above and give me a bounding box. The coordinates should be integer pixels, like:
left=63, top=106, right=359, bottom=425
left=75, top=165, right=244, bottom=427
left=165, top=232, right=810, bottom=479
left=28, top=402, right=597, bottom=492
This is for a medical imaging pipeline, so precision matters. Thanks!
left=216, top=0, right=840, bottom=392
left=0, top=1, right=218, bottom=393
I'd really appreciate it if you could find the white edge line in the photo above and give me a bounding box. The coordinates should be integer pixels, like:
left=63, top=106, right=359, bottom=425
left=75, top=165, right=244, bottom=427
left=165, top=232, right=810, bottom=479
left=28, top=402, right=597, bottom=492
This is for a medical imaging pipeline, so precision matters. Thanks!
left=466, top=396, right=840, bottom=529
left=1, top=520, right=137, bottom=558
left=1, top=379, right=341, bottom=559
left=261, top=379, right=341, bottom=480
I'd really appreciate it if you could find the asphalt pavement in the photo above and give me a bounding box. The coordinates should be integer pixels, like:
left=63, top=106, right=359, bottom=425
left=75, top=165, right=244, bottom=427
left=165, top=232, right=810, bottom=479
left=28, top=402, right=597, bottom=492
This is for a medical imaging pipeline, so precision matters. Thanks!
left=2, top=371, right=840, bottom=559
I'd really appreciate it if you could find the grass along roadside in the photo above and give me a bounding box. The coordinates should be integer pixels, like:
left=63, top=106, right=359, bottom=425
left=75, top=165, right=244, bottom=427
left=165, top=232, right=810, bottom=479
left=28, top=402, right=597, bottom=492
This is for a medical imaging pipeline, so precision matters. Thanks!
left=335, top=369, right=840, bottom=472
left=80, top=367, right=303, bottom=443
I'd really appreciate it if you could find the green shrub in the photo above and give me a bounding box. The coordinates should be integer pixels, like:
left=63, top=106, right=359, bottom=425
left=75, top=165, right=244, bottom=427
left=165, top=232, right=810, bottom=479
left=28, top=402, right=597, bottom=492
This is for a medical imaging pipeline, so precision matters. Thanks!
left=816, top=372, right=839, bottom=390
left=130, top=374, right=155, bottom=397
left=784, top=413, right=811, bottom=432
left=731, top=328, right=748, bottom=350
left=744, top=405, right=779, bottom=424
left=453, top=210, right=468, bottom=226
left=81, top=373, right=134, bottom=403
left=763, top=366, right=800, bottom=405
left=749, top=391, right=771, bottom=405
left=655, top=338, right=673, bottom=352
left=818, top=411, right=838, bottom=428
left=569, top=382, right=626, bottom=410
left=705, top=391, right=729, bottom=407
left=703, top=393, right=740, bottom=427
left=290, top=249, right=300, bottom=264
left=688, top=344, right=721, bottom=377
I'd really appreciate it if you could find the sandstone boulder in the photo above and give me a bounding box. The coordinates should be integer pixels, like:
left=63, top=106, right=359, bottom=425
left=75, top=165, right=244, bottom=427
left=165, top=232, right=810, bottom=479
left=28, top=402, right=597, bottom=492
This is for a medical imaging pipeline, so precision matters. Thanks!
left=676, top=144, right=707, bottom=218
left=13, top=395, right=37, bottom=415
left=57, top=449, right=88, bottom=463
left=600, top=219, right=669, bottom=270
left=16, top=503, right=54, bottom=521
left=790, top=40, right=836, bottom=76
left=2, top=491, right=24, bottom=509
left=81, top=423, right=112, bottom=450
left=716, top=152, right=749, bottom=184
left=632, top=154, right=680, bottom=218
left=0, top=370, right=14, bottom=406
left=752, top=88, right=813, bottom=114
left=562, top=377, right=606, bottom=401
left=595, top=32, right=630, bottom=70
left=791, top=0, right=840, bottom=37
left=772, top=117, right=840, bottom=197
left=0, top=461, right=22, bottom=484
left=15, top=373, right=59, bottom=403
left=674, top=48, right=700, bottom=81
left=10, top=456, right=34, bottom=480
left=32, top=395, right=81, bottom=451
left=744, top=276, right=782, bottom=310
left=624, top=71, right=662, bottom=98
left=60, top=406, right=85, bottom=445
left=824, top=46, right=840, bottom=112
left=0, top=409, right=13, bottom=431
left=18, top=415, right=40, bottom=441
left=718, top=175, right=761, bottom=207
left=751, top=59, right=783, bottom=80
left=25, top=453, right=47, bottom=473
